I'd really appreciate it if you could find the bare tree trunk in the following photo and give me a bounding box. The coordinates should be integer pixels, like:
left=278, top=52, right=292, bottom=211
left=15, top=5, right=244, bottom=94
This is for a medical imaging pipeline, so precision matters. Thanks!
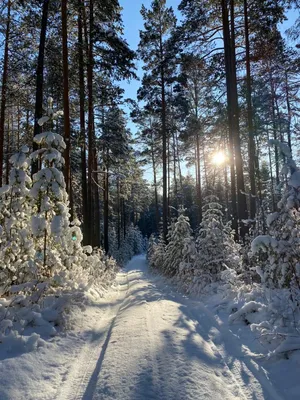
left=32, top=0, right=50, bottom=175
left=78, top=0, right=88, bottom=243
left=175, top=130, right=183, bottom=193
left=151, top=137, right=159, bottom=232
left=230, top=0, right=248, bottom=235
left=244, top=0, right=256, bottom=219
left=267, top=128, right=276, bottom=211
left=285, top=69, right=292, bottom=153
left=117, top=177, right=121, bottom=249
left=0, top=0, right=11, bottom=186
left=103, top=149, right=109, bottom=253
left=159, top=31, right=168, bottom=242
left=269, top=70, right=280, bottom=184
left=5, top=116, right=10, bottom=184
left=222, top=0, right=248, bottom=238
left=62, top=0, right=71, bottom=197
left=172, top=131, right=178, bottom=211
left=86, top=0, right=95, bottom=245
left=167, top=135, right=171, bottom=219
left=93, top=148, right=101, bottom=247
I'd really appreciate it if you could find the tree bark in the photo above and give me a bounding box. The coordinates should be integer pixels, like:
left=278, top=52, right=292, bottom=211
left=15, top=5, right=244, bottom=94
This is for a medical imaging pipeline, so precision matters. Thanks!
left=87, top=0, right=95, bottom=245
left=244, top=0, right=256, bottom=219
left=61, top=0, right=71, bottom=197
left=221, top=0, right=238, bottom=236
left=0, top=0, right=11, bottom=186
left=230, top=0, right=248, bottom=234
left=103, top=149, right=109, bottom=254
left=285, top=69, right=292, bottom=153
left=78, top=0, right=88, bottom=243
left=151, top=134, right=159, bottom=232
left=32, top=0, right=50, bottom=175
left=159, top=29, right=168, bottom=242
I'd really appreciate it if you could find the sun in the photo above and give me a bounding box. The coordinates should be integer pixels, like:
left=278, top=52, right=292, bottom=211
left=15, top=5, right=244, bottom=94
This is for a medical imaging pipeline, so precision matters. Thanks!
left=212, top=151, right=227, bottom=165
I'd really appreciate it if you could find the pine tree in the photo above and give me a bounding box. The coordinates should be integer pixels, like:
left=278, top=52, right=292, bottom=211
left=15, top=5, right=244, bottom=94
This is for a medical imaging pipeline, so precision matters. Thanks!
left=138, top=0, right=177, bottom=242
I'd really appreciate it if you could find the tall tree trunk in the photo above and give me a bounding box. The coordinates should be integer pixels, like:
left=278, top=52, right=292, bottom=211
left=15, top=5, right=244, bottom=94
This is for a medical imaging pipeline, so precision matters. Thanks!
left=17, top=103, right=20, bottom=149
left=167, top=135, right=171, bottom=219
left=93, top=148, right=101, bottom=247
left=193, top=81, right=202, bottom=223
left=244, top=0, right=256, bottom=219
left=267, top=128, right=276, bottom=211
left=0, top=0, right=11, bottom=186
left=230, top=0, right=248, bottom=234
left=221, top=0, right=238, bottom=236
left=78, top=0, right=88, bottom=243
left=151, top=138, right=159, bottom=232
left=172, top=131, right=178, bottom=211
left=32, top=0, right=50, bottom=175
left=123, top=198, right=126, bottom=239
left=196, top=132, right=202, bottom=223
left=175, top=130, right=183, bottom=193
left=103, top=149, right=109, bottom=254
left=61, top=0, right=71, bottom=197
left=222, top=0, right=248, bottom=237
left=285, top=69, right=292, bottom=153
left=5, top=116, right=10, bottom=184
left=269, top=69, right=280, bottom=184
left=117, top=177, right=121, bottom=249
left=159, top=31, right=168, bottom=242
left=87, top=0, right=95, bottom=245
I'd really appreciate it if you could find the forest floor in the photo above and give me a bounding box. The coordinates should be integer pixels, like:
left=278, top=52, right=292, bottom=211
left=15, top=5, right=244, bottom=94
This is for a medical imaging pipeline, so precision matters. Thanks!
left=0, top=254, right=299, bottom=400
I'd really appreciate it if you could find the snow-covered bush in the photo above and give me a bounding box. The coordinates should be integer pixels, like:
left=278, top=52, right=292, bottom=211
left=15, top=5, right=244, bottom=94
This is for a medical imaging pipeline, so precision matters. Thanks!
left=0, top=99, right=119, bottom=351
left=0, top=146, right=35, bottom=294
left=251, top=141, right=300, bottom=289
left=194, top=196, right=241, bottom=288
left=162, top=212, right=195, bottom=277
left=228, top=141, right=300, bottom=357
left=147, top=233, right=165, bottom=271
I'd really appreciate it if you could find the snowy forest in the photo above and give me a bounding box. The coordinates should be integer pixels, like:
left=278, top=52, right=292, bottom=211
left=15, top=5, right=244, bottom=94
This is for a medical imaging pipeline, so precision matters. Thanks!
left=1, top=0, right=300, bottom=399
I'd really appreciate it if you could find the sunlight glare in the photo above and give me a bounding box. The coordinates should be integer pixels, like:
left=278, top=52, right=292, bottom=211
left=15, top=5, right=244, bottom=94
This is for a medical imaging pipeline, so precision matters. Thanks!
left=212, top=151, right=226, bottom=165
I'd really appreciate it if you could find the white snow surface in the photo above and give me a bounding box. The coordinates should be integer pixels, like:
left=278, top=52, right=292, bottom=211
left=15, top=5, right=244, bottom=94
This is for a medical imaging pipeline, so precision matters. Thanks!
left=0, top=255, right=299, bottom=400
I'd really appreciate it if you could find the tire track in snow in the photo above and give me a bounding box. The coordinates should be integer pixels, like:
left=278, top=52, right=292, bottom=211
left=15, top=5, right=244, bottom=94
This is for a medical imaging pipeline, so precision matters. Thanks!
left=56, top=272, right=129, bottom=400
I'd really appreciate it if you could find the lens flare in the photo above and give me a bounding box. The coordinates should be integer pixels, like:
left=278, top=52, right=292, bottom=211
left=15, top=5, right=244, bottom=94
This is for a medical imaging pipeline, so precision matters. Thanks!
left=212, top=151, right=226, bottom=165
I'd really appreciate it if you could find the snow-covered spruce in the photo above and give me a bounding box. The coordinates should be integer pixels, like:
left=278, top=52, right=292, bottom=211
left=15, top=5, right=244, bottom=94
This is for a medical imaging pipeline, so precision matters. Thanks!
left=162, top=212, right=195, bottom=278
left=147, top=232, right=165, bottom=271
left=250, top=141, right=300, bottom=289
left=0, top=146, right=34, bottom=294
left=194, top=196, right=241, bottom=290
left=0, top=100, right=118, bottom=352
left=229, top=141, right=300, bottom=356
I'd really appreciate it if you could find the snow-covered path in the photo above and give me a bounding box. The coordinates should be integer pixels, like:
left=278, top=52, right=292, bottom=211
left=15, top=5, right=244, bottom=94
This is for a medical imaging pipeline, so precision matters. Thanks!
left=55, top=254, right=282, bottom=400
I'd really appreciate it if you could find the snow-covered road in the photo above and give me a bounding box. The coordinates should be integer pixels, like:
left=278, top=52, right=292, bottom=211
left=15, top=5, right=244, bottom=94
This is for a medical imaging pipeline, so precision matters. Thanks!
left=55, top=254, right=281, bottom=400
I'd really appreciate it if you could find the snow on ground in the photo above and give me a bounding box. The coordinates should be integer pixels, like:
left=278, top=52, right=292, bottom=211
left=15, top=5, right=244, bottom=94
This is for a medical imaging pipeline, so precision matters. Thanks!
left=0, top=254, right=299, bottom=399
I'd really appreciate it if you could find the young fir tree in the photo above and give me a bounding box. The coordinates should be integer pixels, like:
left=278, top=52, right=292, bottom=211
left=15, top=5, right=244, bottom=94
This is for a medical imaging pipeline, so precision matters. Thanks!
left=162, top=211, right=195, bottom=277
left=147, top=233, right=165, bottom=271
left=0, top=146, right=34, bottom=294
left=251, top=141, right=300, bottom=289
left=27, top=98, right=119, bottom=287
left=194, top=196, right=241, bottom=287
